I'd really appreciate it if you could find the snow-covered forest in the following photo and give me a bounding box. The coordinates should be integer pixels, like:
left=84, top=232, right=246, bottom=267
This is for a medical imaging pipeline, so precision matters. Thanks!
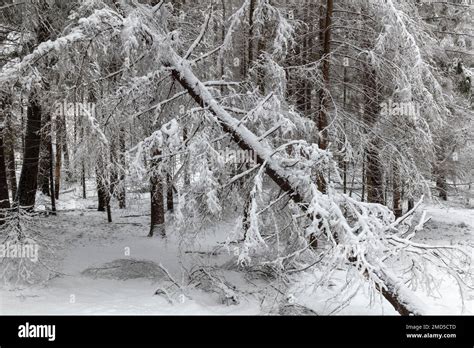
left=0, top=0, right=472, bottom=316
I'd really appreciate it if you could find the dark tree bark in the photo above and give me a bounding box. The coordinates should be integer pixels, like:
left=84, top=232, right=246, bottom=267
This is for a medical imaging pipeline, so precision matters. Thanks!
left=118, top=127, right=126, bottom=209
left=242, top=191, right=251, bottom=238
left=149, top=149, right=165, bottom=237
left=96, top=164, right=107, bottom=212
left=5, top=110, right=17, bottom=200
left=361, top=154, right=366, bottom=202
left=436, top=175, right=448, bottom=201
left=82, top=162, right=87, bottom=199
left=16, top=97, right=42, bottom=208
left=108, top=129, right=126, bottom=209
left=434, top=141, right=449, bottom=201
left=95, top=148, right=109, bottom=215
left=0, top=124, right=11, bottom=221
left=61, top=113, right=71, bottom=183
left=342, top=60, right=348, bottom=195
left=407, top=198, right=415, bottom=212
left=109, top=140, right=118, bottom=200
left=47, top=116, right=56, bottom=215
left=166, top=172, right=173, bottom=212
left=392, top=164, right=402, bottom=218
left=15, top=7, right=49, bottom=209
left=54, top=114, right=62, bottom=200
left=182, top=127, right=190, bottom=186
left=38, top=159, right=50, bottom=195
left=316, top=0, right=333, bottom=194
left=435, top=154, right=448, bottom=201
left=365, top=147, right=384, bottom=204
left=38, top=119, right=51, bottom=196
left=248, top=0, right=256, bottom=69
left=106, top=194, right=112, bottom=223
left=80, top=94, right=87, bottom=199
left=363, top=66, right=384, bottom=205
left=6, top=144, right=17, bottom=200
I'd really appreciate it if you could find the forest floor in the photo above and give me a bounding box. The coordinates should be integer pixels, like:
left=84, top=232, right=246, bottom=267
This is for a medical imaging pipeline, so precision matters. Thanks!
left=0, top=184, right=472, bottom=315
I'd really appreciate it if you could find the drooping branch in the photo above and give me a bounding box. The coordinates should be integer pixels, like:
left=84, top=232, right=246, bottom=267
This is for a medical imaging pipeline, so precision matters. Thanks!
left=159, top=47, right=427, bottom=316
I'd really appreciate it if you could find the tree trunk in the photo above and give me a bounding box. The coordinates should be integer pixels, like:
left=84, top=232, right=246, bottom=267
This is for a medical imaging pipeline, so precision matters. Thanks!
left=48, top=120, right=56, bottom=215
left=366, top=147, right=384, bottom=204
left=82, top=162, right=87, bottom=199
left=342, top=63, right=348, bottom=195
left=6, top=146, right=17, bottom=200
left=96, top=167, right=107, bottom=212
left=106, top=194, right=112, bottom=223
left=316, top=0, right=333, bottom=193
left=220, top=0, right=226, bottom=95
left=96, top=154, right=108, bottom=213
left=38, top=118, right=51, bottom=196
left=392, top=163, right=402, bottom=218
left=16, top=97, right=42, bottom=208
left=62, top=114, right=71, bottom=183
left=436, top=174, right=448, bottom=201
left=109, top=140, right=118, bottom=201
left=407, top=198, right=415, bottom=211
left=183, top=127, right=190, bottom=186
left=15, top=3, right=50, bottom=208
left=118, top=127, right=126, bottom=209
left=5, top=115, right=17, bottom=200
left=361, top=155, right=365, bottom=202
left=434, top=142, right=448, bottom=201
left=248, top=0, right=256, bottom=69
left=166, top=172, right=174, bottom=212
left=149, top=149, right=165, bottom=237
left=54, top=115, right=62, bottom=200
left=363, top=65, right=384, bottom=205
left=0, top=126, right=11, bottom=220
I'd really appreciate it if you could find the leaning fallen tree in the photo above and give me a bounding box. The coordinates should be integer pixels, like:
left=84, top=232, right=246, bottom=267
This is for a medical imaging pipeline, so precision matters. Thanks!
left=158, top=44, right=464, bottom=316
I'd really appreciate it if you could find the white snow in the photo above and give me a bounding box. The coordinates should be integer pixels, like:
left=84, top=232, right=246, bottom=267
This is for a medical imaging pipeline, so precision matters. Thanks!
left=0, top=186, right=472, bottom=315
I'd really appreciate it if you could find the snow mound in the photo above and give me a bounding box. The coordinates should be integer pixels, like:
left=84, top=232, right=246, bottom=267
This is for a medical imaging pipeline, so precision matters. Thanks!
left=81, top=259, right=165, bottom=281
left=278, top=304, right=318, bottom=316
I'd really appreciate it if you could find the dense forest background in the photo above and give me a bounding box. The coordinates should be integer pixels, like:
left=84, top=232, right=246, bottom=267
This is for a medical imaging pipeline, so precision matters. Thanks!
left=0, top=0, right=472, bottom=315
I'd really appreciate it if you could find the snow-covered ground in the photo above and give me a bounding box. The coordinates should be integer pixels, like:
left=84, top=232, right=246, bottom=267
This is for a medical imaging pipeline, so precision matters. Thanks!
left=0, top=186, right=472, bottom=315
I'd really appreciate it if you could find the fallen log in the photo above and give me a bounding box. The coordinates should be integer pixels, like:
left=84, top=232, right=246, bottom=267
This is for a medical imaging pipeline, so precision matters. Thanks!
left=160, top=48, right=427, bottom=316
